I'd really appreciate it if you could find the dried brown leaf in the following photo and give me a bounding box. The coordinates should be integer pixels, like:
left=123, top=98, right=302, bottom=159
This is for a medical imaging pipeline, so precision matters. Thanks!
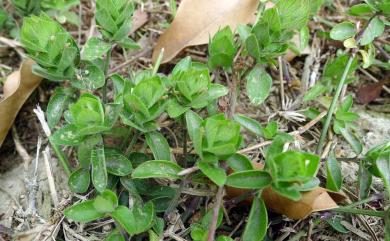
left=152, top=0, right=259, bottom=63
left=356, top=83, right=383, bottom=104
left=0, top=59, right=42, bottom=147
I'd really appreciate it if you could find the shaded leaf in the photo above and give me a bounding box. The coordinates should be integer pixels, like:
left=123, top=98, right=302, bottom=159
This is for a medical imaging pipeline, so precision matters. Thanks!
left=242, top=196, right=268, bottom=241
left=93, top=189, right=118, bottom=213
left=359, top=16, right=385, bottom=45
left=326, top=153, right=342, bottom=191
left=233, top=114, right=262, bottom=136
left=152, top=0, right=259, bottom=63
left=105, top=228, right=125, bottom=241
left=185, top=110, right=203, bottom=156
left=111, top=202, right=155, bottom=235
left=339, top=127, right=363, bottom=155
left=330, top=22, right=356, bottom=41
left=226, top=153, right=254, bottom=172
left=145, top=131, right=172, bottom=161
left=105, top=148, right=133, bottom=176
left=197, top=162, right=227, bottom=187
left=82, top=37, right=111, bottom=61
left=47, top=87, right=74, bottom=129
left=68, top=168, right=90, bottom=193
left=91, top=147, right=108, bottom=193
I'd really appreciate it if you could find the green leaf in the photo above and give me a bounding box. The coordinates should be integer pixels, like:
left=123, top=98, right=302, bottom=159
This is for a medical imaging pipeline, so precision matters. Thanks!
left=132, top=160, right=183, bottom=180
left=216, top=236, right=234, bottom=241
left=64, top=200, right=105, bottom=222
left=72, top=61, right=105, bottom=90
left=208, top=26, right=236, bottom=70
left=111, top=202, right=155, bottom=235
left=270, top=151, right=320, bottom=183
left=303, top=83, right=327, bottom=102
left=167, top=99, right=189, bottom=118
left=145, top=131, right=172, bottom=161
left=242, top=196, right=268, bottom=241
left=226, top=170, right=272, bottom=189
left=68, top=168, right=90, bottom=193
left=70, top=93, right=105, bottom=130
left=348, top=3, right=373, bottom=16
left=93, top=189, right=118, bottom=213
left=299, top=26, right=310, bottom=52
left=50, top=124, right=84, bottom=146
left=226, top=153, right=254, bottom=172
left=197, top=162, right=227, bottom=187
left=262, top=121, right=278, bottom=139
left=77, top=134, right=102, bottom=168
left=358, top=161, right=372, bottom=199
left=335, top=110, right=359, bottom=122
left=374, top=152, right=390, bottom=195
left=82, top=37, right=111, bottom=61
left=359, top=16, right=385, bottom=46
left=105, top=148, right=133, bottom=176
left=326, top=217, right=350, bottom=234
left=245, top=34, right=261, bottom=62
left=246, top=66, right=272, bottom=106
left=330, top=22, right=356, bottom=41
left=185, top=110, right=203, bottom=156
left=233, top=114, right=262, bottom=136
left=326, top=153, right=342, bottom=191
left=105, top=228, right=125, bottom=241
left=277, top=0, right=310, bottom=30
left=339, top=127, right=362, bottom=155
left=91, top=147, right=108, bottom=193
left=47, top=87, right=73, bottom=129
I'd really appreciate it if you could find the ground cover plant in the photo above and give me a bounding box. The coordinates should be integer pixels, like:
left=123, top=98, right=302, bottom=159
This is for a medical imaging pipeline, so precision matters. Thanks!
left=0, top=0, right=389, bottom=240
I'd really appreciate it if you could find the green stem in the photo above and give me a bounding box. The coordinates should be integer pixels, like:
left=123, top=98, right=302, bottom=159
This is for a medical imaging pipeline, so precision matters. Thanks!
left=102, top=48, right=113, bottom=103
left=152, top=48, right=164, bottom=76
left=49, top=139, right=71, bottom=176
left=333, top=206, right=385, bottom=218
left=125, top=130, right=141, bottom=155
left=316, top=53, right=355, bottom=154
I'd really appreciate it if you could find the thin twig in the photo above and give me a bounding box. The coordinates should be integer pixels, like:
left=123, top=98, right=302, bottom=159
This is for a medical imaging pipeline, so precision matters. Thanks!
left=43, top=146, right=59, bottom=207
left=206, top=186, right=224, bottom=241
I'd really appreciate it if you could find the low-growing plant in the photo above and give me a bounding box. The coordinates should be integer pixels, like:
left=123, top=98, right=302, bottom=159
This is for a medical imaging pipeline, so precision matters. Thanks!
left=17, top=0, right=390, bottom=240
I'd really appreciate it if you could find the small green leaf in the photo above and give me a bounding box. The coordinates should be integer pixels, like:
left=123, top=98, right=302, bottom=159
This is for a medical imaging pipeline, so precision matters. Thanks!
left=359, top=16, right=385, bottom=46
left=82, top=37, right=111, bottom=61
left=330, top=22, right=356, bottom=41
left=233, top=114, right=262, bottom=136
left=242, top=196, right=268, bottom=241
left=64, top=200, right=105, bottom=222
left=246, top=66, right=272, bottom=106
left=326, top=153, right=342, bottom=191
left=91, top=147, right=108, bottom=193
left=197, top=162, right=227, bottom=187
left=303, top=83, right=327, bottom=102
left=145, top=132, right=172, bottom=161
left=348, top=3, right=373, bottom=16
left=132, top=160, right=183, bottom=180
left=105, top=148, right=133, bottom=176
left=245, top=34, right=261, bottom=62
left=326, top=217, right=350, bottom=234
left=216, top=236, right=234, bottom=241
left=339, top=127, right=362, bottom=155
left=77, top=134, right=102, bottom=168
left=111, top=202, right=155, bottom=235
left=93, top=189, right=118, bottom=213
left=47, top=87, right=73, bottom=129
left=226, top=153, right=254, bottom=172
left=277, top=0, right=310, bottom=30
left=185, top=110, right=203, bottom=156
left=68, top=168, right=90, bottom=193
left=262, top=121, right=278, bottom=139
left=50, top=124, right=84, bottom=146
left=358, top=161, right=372, bottom=199
left=105, top=228, right=125, bottom=241
left=226, top=170, right=272, bottom=189
left=72, top=61, right=105, bottom=90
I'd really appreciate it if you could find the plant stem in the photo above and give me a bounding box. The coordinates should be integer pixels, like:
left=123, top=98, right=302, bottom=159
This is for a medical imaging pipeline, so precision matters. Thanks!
left=207, top=185, right=224, bottom=241
left=50, top=139, right=71, bottom=176
left=333, top=206, right=385, bottom=218
left=102, top=47, right=113, bottom=103
left=316, top=53, right=355, bottom=154
left=152, top=48, right=164, bottom=76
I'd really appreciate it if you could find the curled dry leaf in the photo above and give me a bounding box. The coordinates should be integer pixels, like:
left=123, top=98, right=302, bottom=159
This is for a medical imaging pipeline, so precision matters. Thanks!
left=152, top=0, right=260, bottom=63
left=0, top=59, right=43, bottom=147
left=226, top=162, right=346, bottom=220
